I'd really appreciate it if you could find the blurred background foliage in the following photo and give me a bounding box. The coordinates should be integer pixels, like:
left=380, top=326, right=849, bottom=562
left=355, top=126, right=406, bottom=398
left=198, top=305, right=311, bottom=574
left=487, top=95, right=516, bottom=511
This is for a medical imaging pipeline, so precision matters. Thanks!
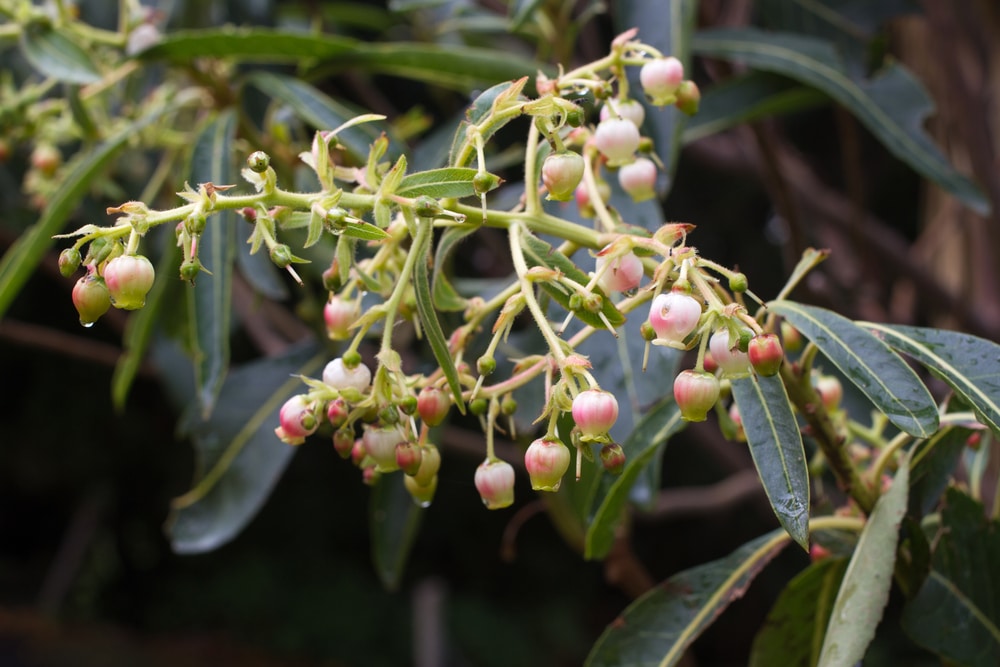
left=1, top=0, right=998, bottom=665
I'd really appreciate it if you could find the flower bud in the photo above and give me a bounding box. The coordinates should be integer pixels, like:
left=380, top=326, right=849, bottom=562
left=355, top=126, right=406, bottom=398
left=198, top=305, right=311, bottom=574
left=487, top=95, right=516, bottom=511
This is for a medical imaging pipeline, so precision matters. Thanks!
left=675, top=80, right=701, bottom=115
left=417, top=387, right=450, bottom=427
left=332, top=428, right=354, bottom=459
left=477, top=354, right=496, bottom=376
left=593, top=118, right=640, bottom=167
left=247, top=151, right=270, bottom=173
left=618, top=157, right=657, bottom=202
left=781, top=321, right=804, bottom=354
left=709, top=329, right=751, bottom=378
left=595, top=250, right=643, bottom=293
left=72, top=272, right=111, bottom=327
left=322, top=357, right=372, bottom=392
left=395, top=440, right=423, bottom=476
left=673, top=370, right=720, bottom=422
left=815, top=376, right=843, bottom=412
left=524, top=438, right=571, bottom=492
left=270, top=243, right=294, bottom=268
left=326, top=398, right=350, bottom=428
left=572, top=389, right=618, bottom=441
left=474, top=459, right=515, bottom=509
left=363, top=425, right=405, bottom=472
left=600, top=442, right=626, bottom=474
left=412, top=444, right=441, bottom=487
left=748, top=333, right=783, bottom=377
left=648, top=291, right=702, bottom=347
left=323, top=296, right=358, bottom=340
left=640, top=57, right=684, bottom=105
left=542, top=151, right=585, bottom=201
left=31, top=144, right=62, bottom=175
left=276, top=395, right=318, bottom=445
left=103, top=254, right=155, bottom=310
left=600, top=98, right=646, bottom=128
left=59, top=248, right=82, bottom=277
left=404, top=473, right=437, bottom=507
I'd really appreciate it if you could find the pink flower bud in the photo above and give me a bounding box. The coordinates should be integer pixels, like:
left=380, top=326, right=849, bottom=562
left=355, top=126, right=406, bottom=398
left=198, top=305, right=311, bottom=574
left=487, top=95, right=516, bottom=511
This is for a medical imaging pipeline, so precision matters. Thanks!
left=542, top=151, right=585, bottom=201
left=276, top=395, right=318, bottom=445
left=709, top=329, right=751, bottom=378
left=323, top=296, right=358, bottom=340
left=72, top=271, right=111, bottom=327
left=363, top=425, right=405, bottom=472
left=648, top=291, right=702, bottom=347
left=326, top=398, right=350, bottom=428
left=815, top=376, right=843, bottom=411
left=417, top=387, right=450, bottom=427
left=595, top=250, right=643, bottom=293
left=524, top=438, right=571, bottom=491
left=322, top=357, right=372, bottom=392
left=600, top=443, right=626, bottom=474
left=395, top=441, right=423, bottom=476
left=593, top=118, right=640, bottom=167
left=617, top=157, right=657, bottom=202
left=572, top=389, right=619, bottom=440
left=673, top=370, right=720, bottom=422
left=103, top=254, right=155, bottom=310
left=475, top=459, right=515, bottom=509
left=640, top=57, right=685, bottom=105
left=747, top=333, right=783, bottom=377
left=600, top=98, right=646, bottom=128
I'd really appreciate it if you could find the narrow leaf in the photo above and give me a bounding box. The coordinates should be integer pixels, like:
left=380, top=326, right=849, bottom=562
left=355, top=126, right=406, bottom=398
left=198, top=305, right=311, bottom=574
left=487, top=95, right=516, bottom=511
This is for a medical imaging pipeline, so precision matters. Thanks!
left=137, top=28, right=357, bottom=62
left=450, top=78, right=528, bottom=167
left=585, top=399, right=685, bottom=560
left=731, top=373, right=810, bottom=550
left=187, top=110, right=238, bottom=418
left=864, top=323, right=1000, bottom=439
left=168, top=343, right=325, bottom=553
left=908, top=425, right=974, bottom=517
left=341, top=221, right=390, bottom=241
left=586, top=529, right=791, bottom=666
left=902, top=489, right=1000, bottom=667
left=817, top=456, right=909, bottom=667
left=432, top=224, right=475, bottom=311
left=397, top=167, right=485, bottom=198
left=19, top=22, right=101, bottom=84
left=371, top=473, right=423, bottom=591
left=749, top=557, right=849, bottom=667
left=769, top=301, right=939, bottom=437
left=692, top=28, right=989, bottom=214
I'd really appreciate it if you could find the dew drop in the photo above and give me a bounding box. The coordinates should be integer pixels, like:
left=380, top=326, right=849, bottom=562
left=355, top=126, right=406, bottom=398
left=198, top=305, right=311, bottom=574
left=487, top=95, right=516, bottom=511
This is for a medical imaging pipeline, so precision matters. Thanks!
left=80, top=320, right=94, bottom=328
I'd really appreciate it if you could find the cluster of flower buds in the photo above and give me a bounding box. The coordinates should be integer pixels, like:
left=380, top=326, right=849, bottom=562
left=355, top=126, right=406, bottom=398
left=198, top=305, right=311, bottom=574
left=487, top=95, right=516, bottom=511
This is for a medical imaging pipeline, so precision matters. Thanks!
left=60, top=236, right=156, bottom=327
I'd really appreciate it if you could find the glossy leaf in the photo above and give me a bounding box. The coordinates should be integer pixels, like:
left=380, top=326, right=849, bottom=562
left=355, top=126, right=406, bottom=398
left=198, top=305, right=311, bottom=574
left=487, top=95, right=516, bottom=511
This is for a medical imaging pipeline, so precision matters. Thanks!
left=817, top=457, right=909, bottom=667
left=371, top=473, right=423, bottom=591
left=187, top=110, right=238, bottom=418
left=692, top=28, right=989, bottom=214
left=586, top=529, right=791, bottom=666
left=19, top=22, right=101, bottom=84
left=731, top=373, right=810, bottom=550
left=901, top=489, right=1000, bottom=667
left=769, top=301, right=939, bottom=437
left=168, top=344, right=326, bottom=554
left=584, top=399, right=685, bottom=560
left=137, top=28, right=357, bottom=62
left=0, top=106, right=174, bottom=320
left=397, top=167, right=486, bottom=199
left=864, top=323, right=1000, bottom=438
left=908, top=425, right=974, bottom=517
left=682, top=71, right=826, bottom=144
left=749, top=557, right=849, bottom=667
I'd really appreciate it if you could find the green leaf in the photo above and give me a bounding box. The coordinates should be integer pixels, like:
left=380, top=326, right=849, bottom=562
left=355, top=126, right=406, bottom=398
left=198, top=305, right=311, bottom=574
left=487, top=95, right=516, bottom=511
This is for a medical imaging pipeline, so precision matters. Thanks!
left=901, top=489, right=1000, bottom=667
left=586, top=529, right=792, bottom=666
left=397, top=167, right=486, bottom=199
left=370, top=473, right=423, bottom=591
left=909, top=425, right=973, bottom=517
left=682, top=71, right=826, bottom=144
left=340, top=220, right=391, bottom=241
left=749, top=557, right=849, bottom=667
left=731, top=373, right=810, bottom=550
left=863, top=323, right=1000, bottom=439
left=0, top=106, right=175, bottom=320
left=692, top=28, right=989, bottom=214
left=584, top=399, right=685, bottom=560
left=432, top=224, right=475, bottom=311
left=520, top=233, right=625, bottom=330
left=244, top=71, right=384, bottom=162
left=817, top=456, right=909, bottom=667
left=187, top=110, right=238, bottom=418
left=509, top=0, right=545, bottom=31
left=412, top=219, right=465, bottom=413
left=769, top=301, right=939, bottom=437
left=137, top=28, right=358, bottom=62
left=19, top=22, right=101, bottom=84
left=168, top=343, right=325, bottom=553
left=450, top=78, right=529, bottom=167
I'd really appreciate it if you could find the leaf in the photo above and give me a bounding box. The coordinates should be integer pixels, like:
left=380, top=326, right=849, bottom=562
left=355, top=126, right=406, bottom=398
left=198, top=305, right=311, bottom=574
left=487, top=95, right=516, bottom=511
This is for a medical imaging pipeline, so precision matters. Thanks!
left=340, top=221, right=390, bottom=241
left=450, top=78, right=529, bottom=167
left=586, top=528, right=792, bottom=666
left=863, top=323, right=1000, bottom=439
left=615, top=0, right=697, bottom=190
left=432, top=224, right=476, bottom=311
left=769, top=301, right=939, bottom=437
left=0, top=106, right=175, bottom=320
left=370, top=473, right=423, bottom=591
left=584, top=399, right=685, bottom=560
left=749, top=557, right=849, bottom=667
left=397, top=167, right=486, bottom=199
left=901, top=488, right=1000, bottom=667
left=692, top=28, right=989, bottom=214
left=682, top=71, right=826, bottom=144
left=187, top=110, right=238, bottom=418
left=244, top=72, right=385, bottom=162
left=908, top=425, right=973, bottom=517
left=19, top=22, right=101, bottom=84
left=167, top=343, right=325, bottom=554
left=137, top=28, right=357, bottom=62
left=731, top=373, right=810, bottom=550
left=509, top=0, right=546, bottom=31
left=412, top=219, right=465, bottom=413
left=817, top=456, right=909, bottom=667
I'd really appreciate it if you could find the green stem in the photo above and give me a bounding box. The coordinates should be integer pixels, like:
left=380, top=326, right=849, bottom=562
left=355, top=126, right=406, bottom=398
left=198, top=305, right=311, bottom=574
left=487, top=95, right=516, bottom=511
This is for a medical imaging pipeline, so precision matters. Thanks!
left=509, top=221, right=567, bottom=364
left=379, top=212, right=431, bottom=354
